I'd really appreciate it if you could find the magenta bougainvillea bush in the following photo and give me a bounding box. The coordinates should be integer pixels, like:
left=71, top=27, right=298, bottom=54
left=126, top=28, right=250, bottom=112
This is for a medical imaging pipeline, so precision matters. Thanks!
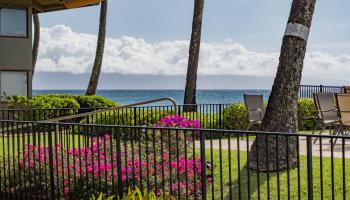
left=156, top=115, right=201, bottom=129
left=13, top=115, right=210, bottom=199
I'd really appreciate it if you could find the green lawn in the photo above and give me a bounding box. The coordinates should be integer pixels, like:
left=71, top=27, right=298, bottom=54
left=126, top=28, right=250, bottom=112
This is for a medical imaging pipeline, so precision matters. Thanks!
left=207, top=149, right=349, bottom=200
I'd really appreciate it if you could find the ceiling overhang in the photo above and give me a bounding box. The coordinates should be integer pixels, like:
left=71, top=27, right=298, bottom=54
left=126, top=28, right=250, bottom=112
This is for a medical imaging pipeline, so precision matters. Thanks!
left=0, top=0, right=103, bottom=13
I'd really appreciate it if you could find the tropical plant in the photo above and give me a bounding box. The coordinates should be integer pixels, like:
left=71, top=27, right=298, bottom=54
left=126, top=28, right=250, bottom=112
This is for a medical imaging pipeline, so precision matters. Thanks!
left=14, top=116, right=210, bottom=199
left=90, top=187, right=175, bottom=200
left=86, top=0, right=108, bottom=95
left=154, top=115, right=201, bottom=155
left=223, top=103, right=249, bottom=130
left=183, top=0, right=205, bottom=111
left=298, top=98, right=317, bottom=131
left=32, top=13, right=40, bottom=73
left=248, top=0, right=317, bottom=171
left=90, top=193, right=115, bottom=200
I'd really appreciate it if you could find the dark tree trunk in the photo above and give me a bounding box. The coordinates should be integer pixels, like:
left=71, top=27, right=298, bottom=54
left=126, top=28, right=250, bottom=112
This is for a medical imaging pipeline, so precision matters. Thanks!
left=248, top=0, right=317, bottom=171
left=183, top=0, right=204, bottom=112
left=86, top=0, right=108, bottom=96
left=32, top=13, right=40, bottom=73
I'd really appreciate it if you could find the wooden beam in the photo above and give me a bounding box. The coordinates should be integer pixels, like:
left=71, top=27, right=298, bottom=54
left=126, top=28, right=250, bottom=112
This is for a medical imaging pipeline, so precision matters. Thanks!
left=32, top=0, right=44, bottom=12
left=41, top=3, right=66, bottom=12
left=0, top=0, right=16, bottom=9
left=64, top=0, right=102, bottom=8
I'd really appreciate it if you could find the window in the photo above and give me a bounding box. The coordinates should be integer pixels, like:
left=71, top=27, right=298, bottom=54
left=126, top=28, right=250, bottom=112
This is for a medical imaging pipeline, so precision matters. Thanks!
left=0, top=71, right=27, bottom=97
left=0, top=8, right=27, bottom=37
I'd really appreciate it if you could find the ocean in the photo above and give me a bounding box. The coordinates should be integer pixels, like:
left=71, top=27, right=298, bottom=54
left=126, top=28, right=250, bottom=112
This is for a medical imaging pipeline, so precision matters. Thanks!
left=33, top=90, right=271, bottom=106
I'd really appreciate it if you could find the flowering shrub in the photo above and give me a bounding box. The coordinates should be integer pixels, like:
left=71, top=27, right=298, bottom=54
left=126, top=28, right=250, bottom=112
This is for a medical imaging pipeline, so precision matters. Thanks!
left=153, top=115, right=201, bottom=156
left=156, top=115, right=201, bottom=129
left=14, top=116, right=210, bottom=199
left=19, top=134, right=121, bottom=199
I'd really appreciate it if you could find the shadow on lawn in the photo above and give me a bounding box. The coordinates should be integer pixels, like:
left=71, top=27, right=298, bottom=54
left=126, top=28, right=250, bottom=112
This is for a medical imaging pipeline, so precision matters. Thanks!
left=222, top=164, right=296, bottom=200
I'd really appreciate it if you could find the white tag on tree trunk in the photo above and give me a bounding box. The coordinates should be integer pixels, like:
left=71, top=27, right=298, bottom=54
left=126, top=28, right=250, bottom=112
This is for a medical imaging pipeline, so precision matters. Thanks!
left=284, top=23, right=310, bottom=41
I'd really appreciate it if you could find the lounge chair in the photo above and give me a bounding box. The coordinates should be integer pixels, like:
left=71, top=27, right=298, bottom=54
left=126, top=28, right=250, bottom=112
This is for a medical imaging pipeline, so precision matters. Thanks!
left=244, top=94, right=265, bottom=131
left=333, top=93, right=350, bottom=145
left=343, top=86, right=350, bottom=94
left=312, top=93, right=340, bottom=143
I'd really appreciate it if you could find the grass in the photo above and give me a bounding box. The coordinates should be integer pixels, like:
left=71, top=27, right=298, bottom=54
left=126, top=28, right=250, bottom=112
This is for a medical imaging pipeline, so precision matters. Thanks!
left=207, top=149, right=349, bottom=200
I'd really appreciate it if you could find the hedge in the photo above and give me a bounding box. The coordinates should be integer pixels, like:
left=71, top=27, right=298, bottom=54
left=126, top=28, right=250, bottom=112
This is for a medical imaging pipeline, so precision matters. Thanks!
left=6, top=95, right=317, bottom=131
left=8, top=94, right=118, bottom=109
left=89, top=108, right=219, bottom=129
left=7, top=94, right=118, bottom=121
left=42, top=94, right=117, bottom=108
left=223, top=98, right=317, bottom=131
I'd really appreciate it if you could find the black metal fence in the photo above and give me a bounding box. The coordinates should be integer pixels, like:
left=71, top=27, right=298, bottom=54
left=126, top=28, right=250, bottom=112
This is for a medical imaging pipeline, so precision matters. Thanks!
left=299, top=84, right=343, bottom=99
left=0, top=84, right=344, bottom=122
left=0, top=120, right=350, bottom=199
left=0, top=104, right=232, bottom=130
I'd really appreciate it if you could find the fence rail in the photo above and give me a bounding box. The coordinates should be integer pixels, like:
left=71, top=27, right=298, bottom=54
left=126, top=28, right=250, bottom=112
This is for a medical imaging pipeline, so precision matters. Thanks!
left=0, top=104, right=232, bottom=130
left=299, top=84, right=343, bottom=99
left=0, top=85, right=345, bottom=134
left=0, top=120, right=350, bottom=199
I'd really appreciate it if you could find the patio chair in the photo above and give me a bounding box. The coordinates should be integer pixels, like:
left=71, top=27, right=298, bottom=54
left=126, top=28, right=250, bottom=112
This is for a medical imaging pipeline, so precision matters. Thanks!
left=333, top=93, right=350, bottom=145
left=343, top=86, right=350, bottom=94
left=244, top=94, right=265, bottom=131
left=312, top=93, right=340, bottom=143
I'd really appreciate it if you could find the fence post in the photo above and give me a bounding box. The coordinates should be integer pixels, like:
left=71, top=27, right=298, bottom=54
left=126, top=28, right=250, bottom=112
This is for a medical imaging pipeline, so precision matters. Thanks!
left=133, top=107, right=137, bottom=126
left=47, top=124, right=56, bottom=199
left=115, top=127, right=123, bottom=198
left=320, top=84, right=323, bottom=93
left=219, top=105, right=222, bottom=129
left=199, top=130, right=207, bottom=200
left=306, top=137, right=313, bottom=200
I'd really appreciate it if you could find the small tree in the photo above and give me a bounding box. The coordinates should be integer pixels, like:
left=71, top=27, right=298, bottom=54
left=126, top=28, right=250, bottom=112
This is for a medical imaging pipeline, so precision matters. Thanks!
left=249, top=0, right=317, bottom=171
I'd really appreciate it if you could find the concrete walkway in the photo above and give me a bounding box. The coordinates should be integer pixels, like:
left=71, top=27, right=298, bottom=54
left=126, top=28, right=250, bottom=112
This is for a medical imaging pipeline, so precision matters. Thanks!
left=196, top=137, right=350, bottom=158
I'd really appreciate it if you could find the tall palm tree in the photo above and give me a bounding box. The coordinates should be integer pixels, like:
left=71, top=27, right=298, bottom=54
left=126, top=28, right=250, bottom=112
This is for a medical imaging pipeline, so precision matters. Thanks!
left=86, top=0, right=108, bottom=95
left=248, top=0, right=317, bottom=171
left=32, top=13, right=40, bottom=72
left=183, top=0, right=204, bottom=111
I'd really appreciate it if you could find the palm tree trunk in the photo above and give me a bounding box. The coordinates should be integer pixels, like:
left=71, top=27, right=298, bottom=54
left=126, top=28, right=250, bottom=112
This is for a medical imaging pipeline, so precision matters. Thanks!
left=86, top=0, right=108, bottom=96
left=30, top=13, right=40, bottom=97
left=183, top=0, right=204, bottom=112
left=32, top=13, right=40, bottom=73
left=248, top=0, right=317, bottom=171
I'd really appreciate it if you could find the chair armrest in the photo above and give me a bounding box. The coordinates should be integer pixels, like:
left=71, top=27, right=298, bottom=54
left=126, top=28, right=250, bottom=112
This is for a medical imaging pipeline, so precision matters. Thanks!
left=247, top=108, right=263, bottom=113
left=247, top=108, right=264, bottom=120
left=302, top=116, right=317, bottom=120
left=319, top=108, right=338, bottom=113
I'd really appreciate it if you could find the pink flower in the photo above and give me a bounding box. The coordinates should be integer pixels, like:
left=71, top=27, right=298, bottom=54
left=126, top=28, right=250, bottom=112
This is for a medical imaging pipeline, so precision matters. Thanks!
left=87, top=165, right=93, bottom=173
left=156, top=115, right=201, bottom=129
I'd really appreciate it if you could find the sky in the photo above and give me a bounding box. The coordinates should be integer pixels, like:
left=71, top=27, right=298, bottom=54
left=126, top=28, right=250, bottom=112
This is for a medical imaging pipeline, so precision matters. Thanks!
left=33, top=0, right=350, bottom=89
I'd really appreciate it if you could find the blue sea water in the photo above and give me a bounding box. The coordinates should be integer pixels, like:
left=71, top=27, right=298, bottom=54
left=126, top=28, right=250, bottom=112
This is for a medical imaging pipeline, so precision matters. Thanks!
left=33, top=90, right=271, bottom=106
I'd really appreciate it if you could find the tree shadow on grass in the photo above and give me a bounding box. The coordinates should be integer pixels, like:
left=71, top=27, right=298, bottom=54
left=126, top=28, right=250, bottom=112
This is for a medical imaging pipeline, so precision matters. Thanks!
left=225, top=164, right=282, bottom=200
left=206, top=149, right=304, bottom=200
left=220, top=153, right=350, bottom=200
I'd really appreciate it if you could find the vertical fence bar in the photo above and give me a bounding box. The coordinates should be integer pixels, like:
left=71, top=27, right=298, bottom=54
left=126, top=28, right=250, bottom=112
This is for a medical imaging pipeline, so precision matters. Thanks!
left=47, top=123, right=56, bottom=199
left=133, top=107, right=137, bottom=126
left=306, top=137, right=313, bottom=200
left=115, top=127, right=123, bottom=198
left=200, top=130, right=207, bottom=200
left=219, top=105, right=222, bottom=129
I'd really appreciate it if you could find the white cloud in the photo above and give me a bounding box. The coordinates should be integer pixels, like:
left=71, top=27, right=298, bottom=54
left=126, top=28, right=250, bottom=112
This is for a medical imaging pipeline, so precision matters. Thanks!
left=37, top=25, right=350, bottom=80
